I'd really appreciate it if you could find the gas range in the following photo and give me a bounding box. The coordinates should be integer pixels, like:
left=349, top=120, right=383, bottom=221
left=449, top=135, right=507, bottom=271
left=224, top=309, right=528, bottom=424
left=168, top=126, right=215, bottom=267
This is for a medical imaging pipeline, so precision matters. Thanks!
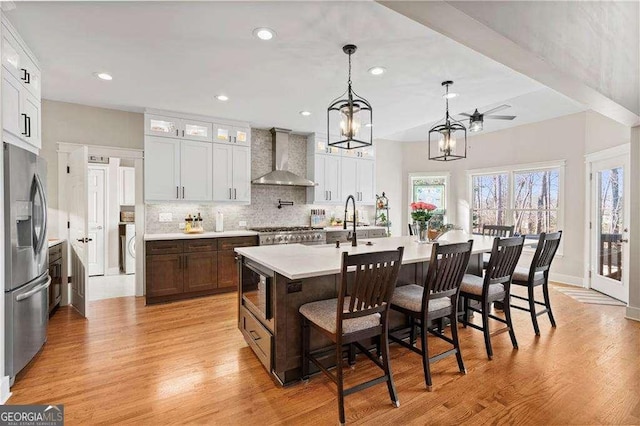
left=249, top=226, right=327, bottom=246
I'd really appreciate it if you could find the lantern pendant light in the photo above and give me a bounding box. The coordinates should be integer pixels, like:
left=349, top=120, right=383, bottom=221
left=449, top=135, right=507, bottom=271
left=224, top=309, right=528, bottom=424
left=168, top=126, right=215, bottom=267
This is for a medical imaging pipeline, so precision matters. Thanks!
left=428, top=81, right=467, bottom=161
left=327, top=44, right=373, bottom=150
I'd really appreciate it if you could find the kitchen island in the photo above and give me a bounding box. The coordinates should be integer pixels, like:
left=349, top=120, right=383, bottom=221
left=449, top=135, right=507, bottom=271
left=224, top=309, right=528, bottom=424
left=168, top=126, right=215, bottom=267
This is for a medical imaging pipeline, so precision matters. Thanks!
left=235, top=232, right=497, bottom=385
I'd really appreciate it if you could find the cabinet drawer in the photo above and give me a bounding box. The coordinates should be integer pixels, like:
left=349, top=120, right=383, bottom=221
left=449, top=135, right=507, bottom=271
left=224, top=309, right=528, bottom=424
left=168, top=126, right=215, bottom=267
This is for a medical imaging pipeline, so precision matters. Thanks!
left=218, top=236, right=257, bottom=251
left=184, top=239, right=217, bottom=253
left=146, top=240, right=183, bottom=255
left=367, top=229, right=387, bottom=238
left=240, top=306, right=272, bottom=371
left=49, top=243, right=63, bottom=262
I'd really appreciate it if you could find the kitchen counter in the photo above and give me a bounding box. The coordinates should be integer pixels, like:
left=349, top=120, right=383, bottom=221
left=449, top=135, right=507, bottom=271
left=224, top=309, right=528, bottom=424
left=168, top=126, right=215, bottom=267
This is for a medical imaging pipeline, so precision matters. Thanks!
left=48, top=239, right=64, bottom=248
left=323, top=225, right=387, bottom=231
left=235, top=231, right=495, bottom=280
left=236, top=230, right=493, bottom=386
left=144, top=230, right=258, bottom=241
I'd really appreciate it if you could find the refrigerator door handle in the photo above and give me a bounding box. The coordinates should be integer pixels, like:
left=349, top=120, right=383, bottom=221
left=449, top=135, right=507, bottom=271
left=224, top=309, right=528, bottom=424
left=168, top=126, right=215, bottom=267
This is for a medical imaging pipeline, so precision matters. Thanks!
left=16, top=276, right=51, bottom=302
left=31, top=173, right=48, bottom=254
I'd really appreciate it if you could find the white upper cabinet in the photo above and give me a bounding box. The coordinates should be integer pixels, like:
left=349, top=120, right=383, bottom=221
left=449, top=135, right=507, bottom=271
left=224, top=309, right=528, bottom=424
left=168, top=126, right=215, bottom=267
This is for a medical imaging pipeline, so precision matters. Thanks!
left=231, top=145, right=251, bottom=201
left=340, top=156, right=358, bottom=203
left=144, top=137, right=181, bottom=201
left=212, top=143, right=250, bottom=202
left=233, top=126, right=250, bottom=145
left=2, top=71, right=22, bottom=138
left=356, top=159, right=375, bottom=205
left=180, top=140, right=213, bottom=201
left=342, top=145, right=376, bottom=160
left=118, top=167, right=136, bottom=206
left=309, top=133, right=342, bottom=156
left=145, top=114, right=181, bottom=138
left=308, top=154, right=341, bottom=204
left=214, top=122, right=232, bottom=143
left=182, top=119, right=212, bottom=142
left=2, top=19, right=42, bottom=151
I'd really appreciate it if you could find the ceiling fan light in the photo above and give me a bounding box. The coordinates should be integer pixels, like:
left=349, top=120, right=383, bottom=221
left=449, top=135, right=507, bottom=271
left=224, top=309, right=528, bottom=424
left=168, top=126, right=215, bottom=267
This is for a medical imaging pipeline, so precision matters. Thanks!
left=469, top=119, right=483, bottom=132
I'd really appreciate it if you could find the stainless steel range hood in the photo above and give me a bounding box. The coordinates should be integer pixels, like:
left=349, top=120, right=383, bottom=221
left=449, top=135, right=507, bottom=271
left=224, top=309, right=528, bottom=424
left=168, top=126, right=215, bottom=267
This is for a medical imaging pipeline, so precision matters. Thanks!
left=252, top=127, right=317, bottom=187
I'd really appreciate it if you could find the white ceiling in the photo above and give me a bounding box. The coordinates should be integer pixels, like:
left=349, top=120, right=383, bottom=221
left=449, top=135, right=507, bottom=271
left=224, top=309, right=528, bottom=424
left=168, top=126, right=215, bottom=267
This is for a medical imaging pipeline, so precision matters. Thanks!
left=6, top=1, right=585, bottom=140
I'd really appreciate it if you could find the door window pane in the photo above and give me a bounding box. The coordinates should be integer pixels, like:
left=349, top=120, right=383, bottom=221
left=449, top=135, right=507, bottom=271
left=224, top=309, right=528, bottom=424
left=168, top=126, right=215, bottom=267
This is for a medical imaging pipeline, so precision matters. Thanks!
left=598, top=167, right=623, bottom=281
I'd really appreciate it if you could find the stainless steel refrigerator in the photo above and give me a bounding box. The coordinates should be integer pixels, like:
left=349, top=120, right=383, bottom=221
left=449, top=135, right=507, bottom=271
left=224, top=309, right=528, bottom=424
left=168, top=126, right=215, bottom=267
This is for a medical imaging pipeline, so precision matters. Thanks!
left=4, top=143, right=50, bottom=384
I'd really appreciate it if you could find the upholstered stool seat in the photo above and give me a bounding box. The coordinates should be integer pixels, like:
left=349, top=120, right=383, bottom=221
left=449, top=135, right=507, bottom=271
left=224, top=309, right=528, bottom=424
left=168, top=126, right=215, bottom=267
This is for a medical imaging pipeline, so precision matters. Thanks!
left=299, top=297, right=381, bottom=335
left=511, top=266, right=544, bottom=283
left=460, top=274, right=505, bottom=299
left=391, top=284, right=451, bottom=313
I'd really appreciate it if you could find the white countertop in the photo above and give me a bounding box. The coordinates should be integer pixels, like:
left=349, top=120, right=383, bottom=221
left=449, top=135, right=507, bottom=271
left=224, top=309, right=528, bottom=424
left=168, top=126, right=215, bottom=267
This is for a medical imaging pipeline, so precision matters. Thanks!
left=48, top=239, right=64, bottom=248
left=144, top=230, right=258, bottom=241
left=235, top=231, right=496, bottom=280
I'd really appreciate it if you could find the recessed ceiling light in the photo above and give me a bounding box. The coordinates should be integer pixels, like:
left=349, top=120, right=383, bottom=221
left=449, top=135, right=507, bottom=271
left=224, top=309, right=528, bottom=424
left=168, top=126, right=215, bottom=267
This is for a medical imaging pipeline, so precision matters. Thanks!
left=368, top=66, right=386, bottom=76
left=299, top=111, right=311, bottom=117
left=216, top=95, right=229, bottom=102
left=253, top=27, right=276, bottom=41
left=442, top=92, right=458, bottom=99
left=94, top=72, right=112, bottom=81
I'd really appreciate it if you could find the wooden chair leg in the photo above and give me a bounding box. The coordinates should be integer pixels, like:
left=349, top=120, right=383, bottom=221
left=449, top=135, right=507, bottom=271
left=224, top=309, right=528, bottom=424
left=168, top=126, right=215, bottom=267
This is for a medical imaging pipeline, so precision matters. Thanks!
left=336, top=341, right=346, bottom=425
left=409, top=316, right=416, bottom=345
left=380, top=329, right=400, bottom=407
left=376, top=336, right=382, bottom=359
left=449, top=311, right=466, bottom=374
left=348, top=343, right=356, bottom=366
left=420, top=322, right=433, bottom=391
left=528, top=285, right=541, bottom=336
left=462, top=297, right=469, bottom=327
left=481, top=302, right=493, bottom=360
left=542, top=281, right=556, bottom=328
left=503, top=295, right=518, bottom=349
left=302, top=318, right=310, bottom=380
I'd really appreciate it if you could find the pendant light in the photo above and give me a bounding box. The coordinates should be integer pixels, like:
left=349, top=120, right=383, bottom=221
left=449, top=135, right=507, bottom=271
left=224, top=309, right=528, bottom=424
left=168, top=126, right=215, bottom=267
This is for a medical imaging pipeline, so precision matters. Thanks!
left=327, top=44, right=373, bottom=150
left=428, top=81, right=467, bottom=161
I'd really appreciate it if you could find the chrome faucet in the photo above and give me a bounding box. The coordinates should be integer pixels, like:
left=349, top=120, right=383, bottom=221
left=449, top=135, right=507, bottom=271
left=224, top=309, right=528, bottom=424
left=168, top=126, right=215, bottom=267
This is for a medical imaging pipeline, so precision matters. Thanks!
left=344, top=194, right=357, bottom=247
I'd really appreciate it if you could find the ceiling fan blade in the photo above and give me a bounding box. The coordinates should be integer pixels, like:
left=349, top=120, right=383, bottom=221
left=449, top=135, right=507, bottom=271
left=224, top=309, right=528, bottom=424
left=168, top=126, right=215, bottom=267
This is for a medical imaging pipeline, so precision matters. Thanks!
left=482, top=104, right=511, bottom=115
left=485, top=115, right=516, bottom=120
left=458, top=113, right=473, bottom=117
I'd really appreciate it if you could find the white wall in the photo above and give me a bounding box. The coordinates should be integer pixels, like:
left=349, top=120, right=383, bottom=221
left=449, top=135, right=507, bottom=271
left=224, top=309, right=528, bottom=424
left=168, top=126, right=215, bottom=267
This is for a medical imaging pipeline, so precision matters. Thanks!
left=402, top=111, right=631, bottom=285
left=628, top=127, right=640, bottom=321
left=0, top=26, right=10, bottom=403
left=375, top=139, right=403, bottom=236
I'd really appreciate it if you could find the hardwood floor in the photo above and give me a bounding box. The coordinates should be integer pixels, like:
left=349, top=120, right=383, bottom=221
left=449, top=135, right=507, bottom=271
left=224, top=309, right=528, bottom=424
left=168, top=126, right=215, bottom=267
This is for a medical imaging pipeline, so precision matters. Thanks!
left=8, top=284, right=640, bottom=425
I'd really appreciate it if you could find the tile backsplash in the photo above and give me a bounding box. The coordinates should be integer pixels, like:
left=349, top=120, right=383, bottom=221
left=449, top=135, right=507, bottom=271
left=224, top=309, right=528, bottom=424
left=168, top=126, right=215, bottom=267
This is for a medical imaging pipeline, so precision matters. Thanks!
left=145, top=128, right=374, bottom=233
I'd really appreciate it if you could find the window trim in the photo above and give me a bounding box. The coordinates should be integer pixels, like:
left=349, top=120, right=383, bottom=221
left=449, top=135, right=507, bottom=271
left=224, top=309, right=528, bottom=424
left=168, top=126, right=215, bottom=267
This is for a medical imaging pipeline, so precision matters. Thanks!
left=408, top=172, right=451, bottom=224
left=467, top=160, right=566, bottom=254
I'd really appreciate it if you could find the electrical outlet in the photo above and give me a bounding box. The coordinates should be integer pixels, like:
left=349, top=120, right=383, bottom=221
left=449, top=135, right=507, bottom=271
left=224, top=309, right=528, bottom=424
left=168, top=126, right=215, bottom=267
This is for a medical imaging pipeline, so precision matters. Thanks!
left=178, top=223, right=185, bottom=230
left=158, top=213, right=173, bottom=222
left=239, top=220, right=247, bottom=227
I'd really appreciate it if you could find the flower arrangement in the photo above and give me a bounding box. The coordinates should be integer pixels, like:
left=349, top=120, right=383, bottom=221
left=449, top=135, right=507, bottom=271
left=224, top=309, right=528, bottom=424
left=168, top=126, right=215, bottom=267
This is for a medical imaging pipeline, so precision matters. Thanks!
left=410, top=202, right=437, bottom=223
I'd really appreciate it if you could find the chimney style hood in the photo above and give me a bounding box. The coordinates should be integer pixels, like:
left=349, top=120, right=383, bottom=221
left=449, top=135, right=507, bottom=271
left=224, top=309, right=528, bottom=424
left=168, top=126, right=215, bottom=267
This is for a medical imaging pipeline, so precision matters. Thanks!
left=252, top=128, right=317, bottom=187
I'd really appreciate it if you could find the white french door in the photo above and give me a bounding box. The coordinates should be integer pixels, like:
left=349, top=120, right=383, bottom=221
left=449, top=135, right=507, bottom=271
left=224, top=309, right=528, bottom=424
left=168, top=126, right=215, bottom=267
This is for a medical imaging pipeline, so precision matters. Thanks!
left=87, top=166, right=106, bottom=276
left=69, top=146, right=90, bottom=317
left=589, top=152, right=630, bottom=303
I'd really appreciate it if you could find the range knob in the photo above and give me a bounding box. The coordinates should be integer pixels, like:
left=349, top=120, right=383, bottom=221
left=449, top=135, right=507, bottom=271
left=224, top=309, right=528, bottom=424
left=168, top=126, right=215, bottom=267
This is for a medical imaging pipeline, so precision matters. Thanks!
left=276, top=236, right=282, bottom=242
left=265, top=237, right=272, bottom=243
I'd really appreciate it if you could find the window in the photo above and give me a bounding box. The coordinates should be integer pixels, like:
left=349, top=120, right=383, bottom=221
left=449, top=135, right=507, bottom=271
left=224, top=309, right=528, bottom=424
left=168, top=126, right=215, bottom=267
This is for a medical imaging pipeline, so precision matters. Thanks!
left=469, top=162, right=564, bottom=235
left=409, top=173, right=449, bottom=224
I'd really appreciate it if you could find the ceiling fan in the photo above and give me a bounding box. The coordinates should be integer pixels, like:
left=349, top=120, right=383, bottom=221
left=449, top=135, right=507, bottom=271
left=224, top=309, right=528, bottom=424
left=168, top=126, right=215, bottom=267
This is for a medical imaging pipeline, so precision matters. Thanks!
left=459, top=104, right=516, bottom=132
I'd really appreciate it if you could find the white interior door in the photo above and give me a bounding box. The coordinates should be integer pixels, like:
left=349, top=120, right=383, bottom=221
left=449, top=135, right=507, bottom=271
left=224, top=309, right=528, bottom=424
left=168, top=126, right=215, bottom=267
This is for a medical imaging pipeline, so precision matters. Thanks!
left=590, top=154, right=630, bottom=303
left=87, top=166, right=106, bottom=276
left=69, top=146, right=90, bottom=317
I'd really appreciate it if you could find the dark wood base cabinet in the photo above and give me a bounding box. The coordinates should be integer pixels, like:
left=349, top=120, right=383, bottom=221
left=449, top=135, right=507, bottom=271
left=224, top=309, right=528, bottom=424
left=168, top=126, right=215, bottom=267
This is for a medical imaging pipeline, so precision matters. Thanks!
left=146, top=236, right=257, bottom=304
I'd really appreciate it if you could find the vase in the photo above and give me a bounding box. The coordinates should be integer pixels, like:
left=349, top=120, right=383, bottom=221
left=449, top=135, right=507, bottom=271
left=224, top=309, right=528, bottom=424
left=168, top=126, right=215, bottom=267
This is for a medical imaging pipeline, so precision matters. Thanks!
left=415, top=221, right=429, bottom=244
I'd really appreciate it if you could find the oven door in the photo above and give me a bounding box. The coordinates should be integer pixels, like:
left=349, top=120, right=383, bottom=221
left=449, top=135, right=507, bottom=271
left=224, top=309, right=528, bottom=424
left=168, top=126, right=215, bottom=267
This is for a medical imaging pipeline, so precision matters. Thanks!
left=241, top=260, right=273, bottom=322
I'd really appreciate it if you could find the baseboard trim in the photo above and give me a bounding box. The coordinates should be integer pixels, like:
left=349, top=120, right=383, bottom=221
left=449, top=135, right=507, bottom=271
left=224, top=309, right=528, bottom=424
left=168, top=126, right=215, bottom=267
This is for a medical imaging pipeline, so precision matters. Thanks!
left=625, top=306, right=640, bottom=322
left=549, top=273, right=583, bottom=287
left=0, top=375, right=11, bottom=404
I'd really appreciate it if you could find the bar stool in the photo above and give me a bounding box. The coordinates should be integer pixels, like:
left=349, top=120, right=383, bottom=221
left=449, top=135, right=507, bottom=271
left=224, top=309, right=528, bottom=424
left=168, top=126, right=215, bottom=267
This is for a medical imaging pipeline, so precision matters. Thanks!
left=460, top=236, right=524, bottom=359
left=481, top=225, right=514, bottom=268
left=299, top=247, right=404, bottom=425
left=389, top=241, right=473, bottom=391
left=510, top=231, right=563, bottom=335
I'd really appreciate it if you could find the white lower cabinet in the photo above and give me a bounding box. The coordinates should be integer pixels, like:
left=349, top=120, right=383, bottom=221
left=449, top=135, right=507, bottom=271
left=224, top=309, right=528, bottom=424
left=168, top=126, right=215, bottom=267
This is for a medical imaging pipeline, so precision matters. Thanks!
left=144, top=137, right=213, bottom=201
left=340, top=156, right=375, bottom=205
left=212, top=143, right=251, bottom=202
